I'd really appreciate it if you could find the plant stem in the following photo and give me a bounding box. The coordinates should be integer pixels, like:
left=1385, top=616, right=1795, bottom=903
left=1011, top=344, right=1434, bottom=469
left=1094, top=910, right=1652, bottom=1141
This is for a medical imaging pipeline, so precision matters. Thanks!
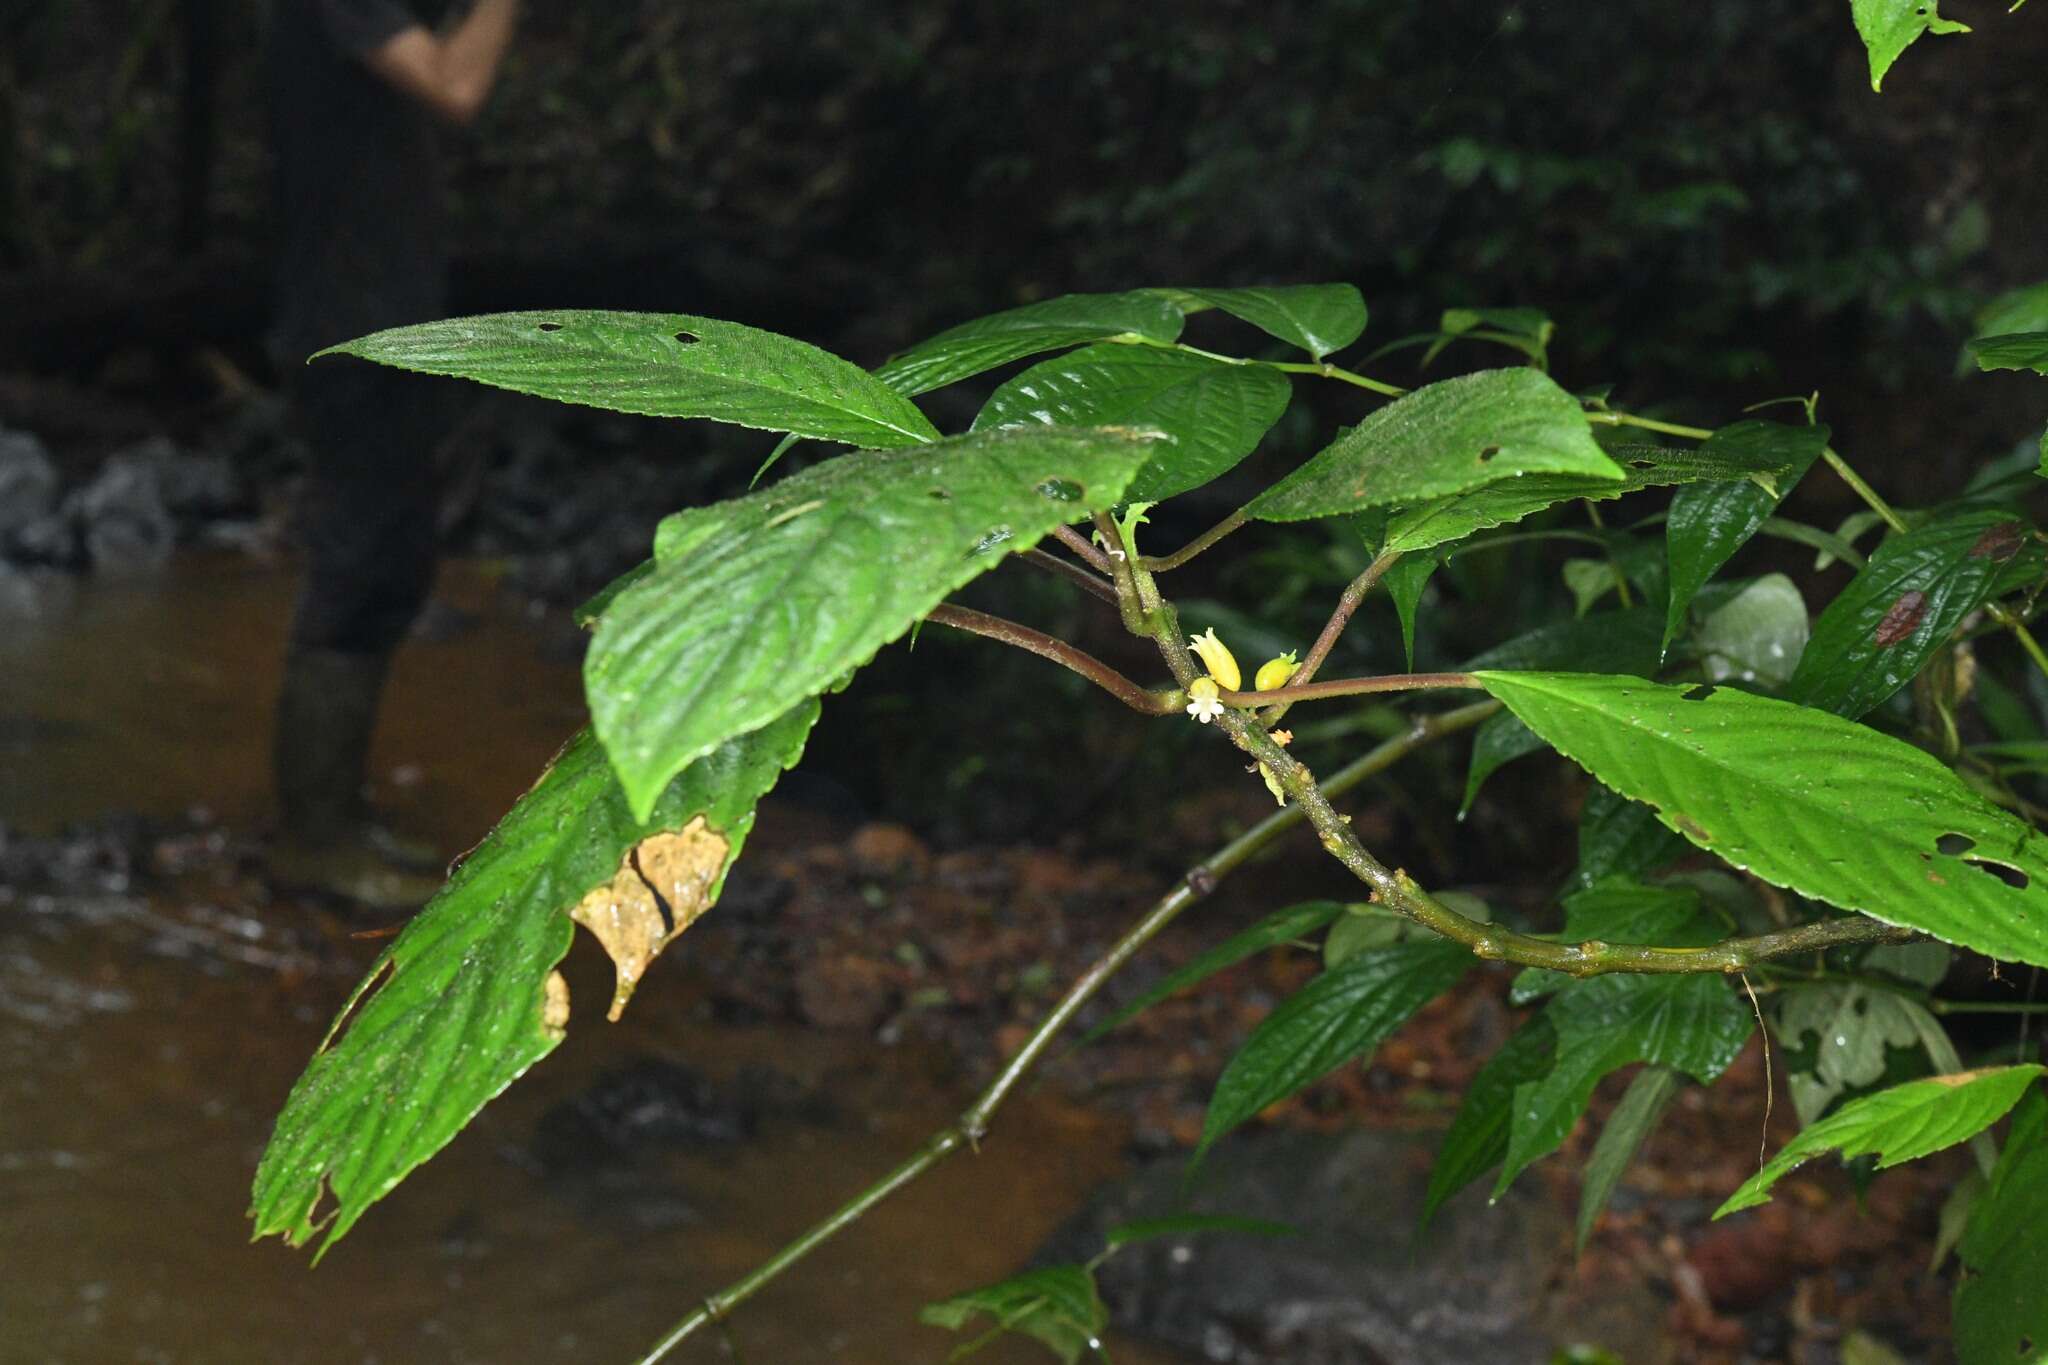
left=1051, top=523, right=1113, bottom=574
left=1020, top=547, right=1119, bottom=604
left=1226, top=671, right=1482, bottom=709
left=1820, top=447, right=1908, bottom=535
left=630, top=698, right=1498, bottom=1363
left=1264, top=358, right=1407, bottom=397
left=925, top=604, right=1175, bottom=715
left=1261, top=550, right=1403, bottom=727
left=1140, top=509, right=1247, bottom=572
left=1985, top=602, right=2048, bottom=683
left=1587, top=410, right=1714, bottom=441
left=1120, top=572, right=1919, bottom=977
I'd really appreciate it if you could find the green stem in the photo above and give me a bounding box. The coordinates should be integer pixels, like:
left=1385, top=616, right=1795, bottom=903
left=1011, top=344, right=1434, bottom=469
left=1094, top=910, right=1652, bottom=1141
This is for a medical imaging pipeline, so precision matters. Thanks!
left=1141, top=508, right=1247, bottom=572
left=1588, top=411, right=1714, bottom=441
left=1261, top=550, right=1404, bottom=727
left=1264, top=358, right=1407, bottom=397
left=1985, top=602, right=2048, bottom=683
left=925, top=604, right=1176, bottom=715
left=631, top=699, right=1499, bottom=1363
left=1019, top=547, right=1118, bottom=604
left=1820, top=447, right=1908, bottom=535
left=1228, top=670, right=1482, bottom=709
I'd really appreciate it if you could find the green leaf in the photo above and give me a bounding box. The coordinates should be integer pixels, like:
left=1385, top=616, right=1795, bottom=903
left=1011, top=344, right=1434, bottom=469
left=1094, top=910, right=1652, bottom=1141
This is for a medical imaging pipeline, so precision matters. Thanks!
left=1663, top=422, right=1829, bottom=651
left=1421, top=1014, right=1558, bottom=1231
left=1775, top=983, right=1955, bottom=1125
left=1426, top=307, right=1555, bottom=366
left=248, top=708, right=817, bottom=1257
left=877, top=291, right=1185, bottom=398
left=1382, top=551, right=1439, bottom=670
left=1498, top=972, right=1753, bottom=1196
left=1475, top=671, right=2048, bottom=967
left=1976, top=281, right=2048, bottom=340
left=1104, top=1213, right=1299, bottom=1248
left=1691, top=573, right=1809, bottom=689
left=1247, top=369, right=1622, bottom=523
left=1080, top=900, right=1346, bottom=1044
left=574, top=557, right=654, bottom=629
left=1576, top=1064, right=1684, bottom=1253
left=313, top=311, right=940, bottom=448
left=587, top=426, right=1158, bottom=818
left=1571, top=785, right=1688, bottom=894
left=972, top=343, right=1291, bottom=502
left=1714, top=1065, right=2043, bottom=1217
left=1852, top=0, right=1971, bottom=91
left=1966, top=332, right=2048, bottom=375
left=1384, top=434, right=1796, bottom=554
left=1198, top=939, right=1472, bottom=1162
left=1955, top=1086, right=2048, bottom=1364
left=1786, top=508, right=2029, bottom=719
left=1177, top=284, right=1367, bottom=359
left=1459, top=609, right=1662, bottom=811
left=920, top=1265, right=1108, bottom=1364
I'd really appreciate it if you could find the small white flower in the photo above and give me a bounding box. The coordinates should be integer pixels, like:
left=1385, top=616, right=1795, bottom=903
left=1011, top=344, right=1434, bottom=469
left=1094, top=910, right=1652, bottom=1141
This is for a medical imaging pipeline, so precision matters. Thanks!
left=1185, top=675, right=1225, bottom=723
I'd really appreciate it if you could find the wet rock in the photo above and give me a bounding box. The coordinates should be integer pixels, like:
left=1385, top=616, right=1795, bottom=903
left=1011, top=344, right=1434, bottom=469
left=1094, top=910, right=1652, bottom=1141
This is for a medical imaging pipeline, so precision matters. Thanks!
left=0, top=427, right=57, bottom=546
left=848, top=822, right=930, bottom=878
left=8, top=511, right=81, bottom=567
left=794, top=950, right=897, bottom=1030
left=69, top=450, right=175, bottom=574
left=1040, top=1128, right=1669, bottom=1365
left=531, top=1055, right=759, bottom=1174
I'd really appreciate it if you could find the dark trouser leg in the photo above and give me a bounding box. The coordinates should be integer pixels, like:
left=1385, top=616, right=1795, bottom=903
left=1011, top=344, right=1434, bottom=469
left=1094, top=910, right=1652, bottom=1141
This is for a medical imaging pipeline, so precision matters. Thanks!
left=274, top=362, right=449, bottom=843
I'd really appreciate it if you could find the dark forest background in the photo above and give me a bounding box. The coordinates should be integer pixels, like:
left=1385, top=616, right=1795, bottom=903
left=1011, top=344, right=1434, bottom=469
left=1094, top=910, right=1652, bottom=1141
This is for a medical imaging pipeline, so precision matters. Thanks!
left=6, top=0, right=2045, bottom=467
left=4, top=0, right=2047, bottom=837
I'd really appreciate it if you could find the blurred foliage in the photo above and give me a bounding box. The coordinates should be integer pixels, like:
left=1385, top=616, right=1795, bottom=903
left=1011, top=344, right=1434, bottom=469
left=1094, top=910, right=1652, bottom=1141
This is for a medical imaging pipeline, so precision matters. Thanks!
left=7, top=0, right=2043, bottom=406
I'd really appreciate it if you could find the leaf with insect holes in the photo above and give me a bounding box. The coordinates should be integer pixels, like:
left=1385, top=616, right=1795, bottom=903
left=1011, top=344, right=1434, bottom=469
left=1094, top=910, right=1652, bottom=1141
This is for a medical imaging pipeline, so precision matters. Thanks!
left=1473, top=671, right=2048, bottom=967
left=586, top=426, right=1159, bottom=819
left=1248, top=369, right=1622, bottom=522
left=248, top=707, right=816, bottom=1258
left=1785, top=507, right=2029, bottom=719
left=1385, top=431, right=1805, bottom=555
left=1715, top=1066, right=2044, bottom=1217
left=313, top=311, right=940, bottom=448
left=1851, top=0, right=1971, bottom=91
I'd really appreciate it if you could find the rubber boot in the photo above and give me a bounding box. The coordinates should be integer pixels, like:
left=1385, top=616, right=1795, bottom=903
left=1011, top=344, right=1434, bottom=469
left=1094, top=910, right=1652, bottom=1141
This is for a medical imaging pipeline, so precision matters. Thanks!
left=269, top=646, right=444, bottom=909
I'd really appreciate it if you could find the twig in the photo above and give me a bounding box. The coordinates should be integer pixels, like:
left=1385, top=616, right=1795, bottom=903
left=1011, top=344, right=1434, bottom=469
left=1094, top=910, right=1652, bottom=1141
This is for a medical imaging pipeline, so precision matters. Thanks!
left=1139, top=509, right=1247, bottom=572
left=630, top=699, right=1498, bottom=1363
left=1019, top=547, right=1118, bottom=604
left=1261, top=549, right=1403, bottom=726
left=1226, top=671, right=1481, bottom=708
left=925, top=604, right=1175, bottom=715
left=1051, top=523, right=1112, bottom=574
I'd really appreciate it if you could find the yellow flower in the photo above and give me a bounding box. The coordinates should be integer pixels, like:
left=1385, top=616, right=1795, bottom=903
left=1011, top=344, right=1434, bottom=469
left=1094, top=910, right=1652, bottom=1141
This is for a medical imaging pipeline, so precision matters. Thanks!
left=1188, top=628, right=1241, bottom=691
left=1185, top=676, right=1226, bottom=724
left=1254, top=650, right=1300, bottom=693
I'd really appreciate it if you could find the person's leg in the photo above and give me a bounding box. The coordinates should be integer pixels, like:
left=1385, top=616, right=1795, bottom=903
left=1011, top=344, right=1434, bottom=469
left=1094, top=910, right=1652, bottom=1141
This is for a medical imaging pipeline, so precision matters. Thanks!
left=271, top=361, right=450, bottom=905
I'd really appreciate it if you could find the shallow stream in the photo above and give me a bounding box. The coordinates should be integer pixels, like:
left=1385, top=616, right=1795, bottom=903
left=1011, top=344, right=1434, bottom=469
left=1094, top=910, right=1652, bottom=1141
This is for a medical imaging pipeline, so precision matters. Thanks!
left=0, top=554, right=1182, bottom=1364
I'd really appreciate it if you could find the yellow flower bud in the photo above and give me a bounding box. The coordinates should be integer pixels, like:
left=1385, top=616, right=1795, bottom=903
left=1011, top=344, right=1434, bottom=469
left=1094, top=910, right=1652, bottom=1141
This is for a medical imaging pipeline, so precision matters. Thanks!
left=1188, top=628, right=1241, bottom=691
left=1254, top=650, right=1300, bottom=693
